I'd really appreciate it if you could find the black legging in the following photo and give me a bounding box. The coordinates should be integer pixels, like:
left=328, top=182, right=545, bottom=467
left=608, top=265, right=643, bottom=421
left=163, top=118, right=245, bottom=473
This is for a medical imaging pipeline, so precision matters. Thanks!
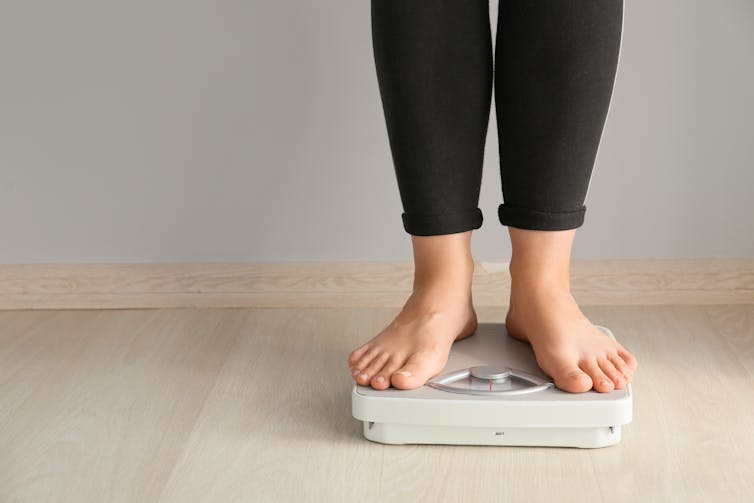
left=371, top=0, right=624, bottom=235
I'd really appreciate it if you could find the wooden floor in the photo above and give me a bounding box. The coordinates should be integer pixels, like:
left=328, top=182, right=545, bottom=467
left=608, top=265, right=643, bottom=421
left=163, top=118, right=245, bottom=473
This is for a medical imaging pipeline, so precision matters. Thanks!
left=1, top=304, right=752, bottom=502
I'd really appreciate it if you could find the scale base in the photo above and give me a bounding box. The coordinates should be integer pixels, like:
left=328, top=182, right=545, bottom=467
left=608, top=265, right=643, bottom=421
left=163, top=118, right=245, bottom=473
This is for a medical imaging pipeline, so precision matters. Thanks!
left=362, top=421, right=621, bottom=449
left=352, top=323, right=631, bottom=449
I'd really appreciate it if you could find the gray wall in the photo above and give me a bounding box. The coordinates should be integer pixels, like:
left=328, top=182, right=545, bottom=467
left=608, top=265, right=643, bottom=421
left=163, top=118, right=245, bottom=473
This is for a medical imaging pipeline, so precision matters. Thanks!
left=1, top=0, right=752, bottom=264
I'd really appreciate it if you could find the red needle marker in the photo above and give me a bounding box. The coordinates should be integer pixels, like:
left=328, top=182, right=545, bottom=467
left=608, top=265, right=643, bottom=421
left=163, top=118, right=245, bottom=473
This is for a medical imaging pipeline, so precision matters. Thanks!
left=489, top=379, right=492, bottom=391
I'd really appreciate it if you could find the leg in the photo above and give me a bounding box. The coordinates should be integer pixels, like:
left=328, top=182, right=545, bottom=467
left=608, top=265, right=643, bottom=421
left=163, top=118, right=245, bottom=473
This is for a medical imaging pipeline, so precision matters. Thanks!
left=495, top=0, right=638, bottom=392
left=371, top=0, right=492, bottom=236
left=348, top=0, right=493, bottom=390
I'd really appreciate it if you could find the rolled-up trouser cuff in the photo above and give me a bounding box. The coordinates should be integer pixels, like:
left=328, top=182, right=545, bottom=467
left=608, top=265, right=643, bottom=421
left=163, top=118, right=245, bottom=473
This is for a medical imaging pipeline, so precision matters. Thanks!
left=402, top=207, right=483, bottom=236
left=498, top=203, right=586, bottom=231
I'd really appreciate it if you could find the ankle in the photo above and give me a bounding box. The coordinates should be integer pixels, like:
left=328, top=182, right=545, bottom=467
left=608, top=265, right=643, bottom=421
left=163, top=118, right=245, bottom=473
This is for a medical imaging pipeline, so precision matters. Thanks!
left=508, top=259, right=571, bottom=298
left=410, top=232, right=474, bottom=286
left=506, top=227, right=575, bottom=296
left=414, top=260, right=474, bottom=294
left=408, top=269, right=475, bottom=317
left=411, top=277, right=474, bottom=308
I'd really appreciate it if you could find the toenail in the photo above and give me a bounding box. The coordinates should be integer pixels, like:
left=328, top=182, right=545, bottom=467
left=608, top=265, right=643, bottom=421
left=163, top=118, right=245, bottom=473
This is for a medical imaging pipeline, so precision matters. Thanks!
left=375, top=376, right=385, bottom=383
left=352, top=369, right=360, bottom=376
left=358, top=373, right=368, bottom=380
left=396, top=371, right=412, bottom=377
left=600, top=379, right=611, bottom=387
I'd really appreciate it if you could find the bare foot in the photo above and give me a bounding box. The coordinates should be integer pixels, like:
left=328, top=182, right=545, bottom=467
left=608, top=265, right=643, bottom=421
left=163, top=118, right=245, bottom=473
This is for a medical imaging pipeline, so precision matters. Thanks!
left=505, top=282, right=638, bottom=393
left=348, top=287, right=477, bottom=390
left=504, top=227, right=639, bottom=393
left=347, top=231, right=479, bottom=390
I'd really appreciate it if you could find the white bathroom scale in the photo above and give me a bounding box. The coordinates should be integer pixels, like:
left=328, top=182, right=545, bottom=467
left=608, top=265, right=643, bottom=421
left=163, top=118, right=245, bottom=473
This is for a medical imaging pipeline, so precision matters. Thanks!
left=351, top=322, right=632, bottom=448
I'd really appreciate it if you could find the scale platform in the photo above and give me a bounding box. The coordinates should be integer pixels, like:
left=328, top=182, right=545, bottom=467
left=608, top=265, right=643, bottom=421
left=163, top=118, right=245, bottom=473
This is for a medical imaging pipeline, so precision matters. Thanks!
left=351, top=322, right=632, bottom=448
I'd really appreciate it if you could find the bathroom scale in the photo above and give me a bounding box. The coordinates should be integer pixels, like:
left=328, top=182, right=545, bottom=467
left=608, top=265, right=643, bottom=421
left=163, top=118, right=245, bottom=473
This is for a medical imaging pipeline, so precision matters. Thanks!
left=351, top=322, right=632, bottom=448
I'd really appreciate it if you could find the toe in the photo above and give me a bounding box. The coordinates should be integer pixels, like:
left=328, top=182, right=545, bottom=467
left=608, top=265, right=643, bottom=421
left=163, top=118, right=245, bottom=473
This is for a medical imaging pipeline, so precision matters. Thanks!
left=352, top=347, right=380, bottom=381
left=598, top=356, right=625, bottom=389
left=617, top=345, right=639, bottom=372
left=351, top=348, right=382, bottom=370
left=581, top=359, right=615, bottom=393
left=348, top=344, right=370, bottom=368
left=389, top=366, right=420, bottom=390
left=370, top=357, right=402, bottom=390
left=551, top=365, right=593, bottom=393
left=608, top=352, right=634, bottom=383
left=390, top=351, right=444, bottom=390
left=359, top=351, right=390, bottom=387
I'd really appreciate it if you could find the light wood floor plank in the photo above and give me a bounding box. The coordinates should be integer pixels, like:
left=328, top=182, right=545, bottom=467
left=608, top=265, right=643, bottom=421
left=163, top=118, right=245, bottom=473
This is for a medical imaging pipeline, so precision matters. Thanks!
left=585, top=305, right=754, bottom=502
left=0, top=305, right=752, bottom=502
left=0, top=309, right=242, bottom=502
